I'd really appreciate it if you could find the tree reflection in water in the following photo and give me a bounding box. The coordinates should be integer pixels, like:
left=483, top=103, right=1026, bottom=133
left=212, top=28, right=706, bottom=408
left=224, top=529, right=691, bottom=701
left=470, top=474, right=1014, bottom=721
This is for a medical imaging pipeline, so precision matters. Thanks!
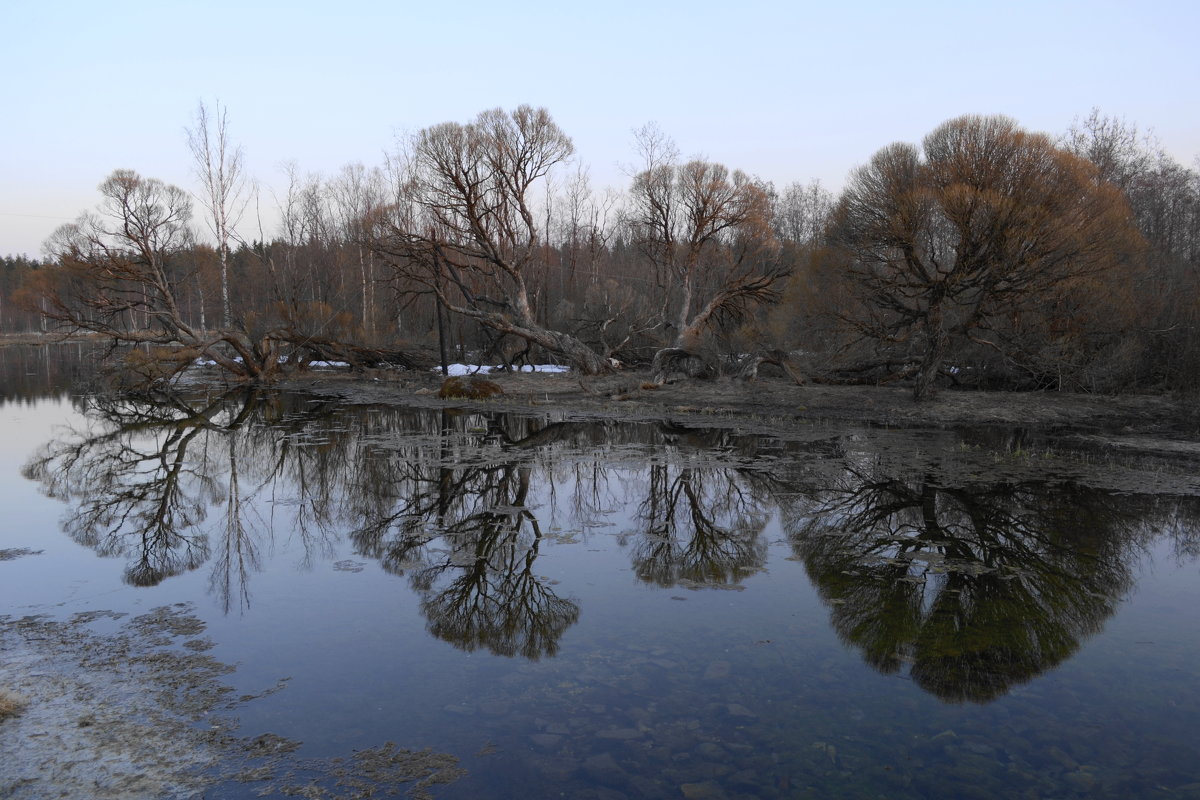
left=341, top=411, right=580, bottom=659
left=627, top=426, right=773, bottom=587
left=413, top=464, right=578, bottom=660
left=23, top=390, right=340, bottom=611
left=24, top=390, right=1199, bottom=690
left=781, top=464, right=1176, bottom=702
left=347, top=415, right=776, bottom=656
left=25, top=398, right=597, bottom=657
left=24, top=392, right=230, bottom=588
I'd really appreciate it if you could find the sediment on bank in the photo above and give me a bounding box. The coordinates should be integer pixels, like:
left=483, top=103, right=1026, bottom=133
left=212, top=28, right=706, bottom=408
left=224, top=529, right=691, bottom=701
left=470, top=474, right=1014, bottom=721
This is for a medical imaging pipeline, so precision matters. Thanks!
left=279, top=368, right=1196, bottom=443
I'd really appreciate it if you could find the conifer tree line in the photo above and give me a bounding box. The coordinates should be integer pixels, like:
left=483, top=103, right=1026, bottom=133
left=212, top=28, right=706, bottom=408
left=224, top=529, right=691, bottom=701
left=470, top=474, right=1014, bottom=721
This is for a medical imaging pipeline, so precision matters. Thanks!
left=7, top=104, right=1200, bottom=397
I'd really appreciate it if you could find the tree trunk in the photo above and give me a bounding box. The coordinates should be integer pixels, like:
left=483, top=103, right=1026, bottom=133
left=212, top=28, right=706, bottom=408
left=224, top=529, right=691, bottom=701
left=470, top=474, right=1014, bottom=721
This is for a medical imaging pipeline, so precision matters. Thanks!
left=220, top=244, right=231, bottom=328
left=196, top=274, right=206, bottom=331
left=436, top=297, right=450, bottom=377
left=521, top=325, right=611, bottom=375
left=914, top=300, right=948, bottom=401
left=674, top=276, right=694, bottom=349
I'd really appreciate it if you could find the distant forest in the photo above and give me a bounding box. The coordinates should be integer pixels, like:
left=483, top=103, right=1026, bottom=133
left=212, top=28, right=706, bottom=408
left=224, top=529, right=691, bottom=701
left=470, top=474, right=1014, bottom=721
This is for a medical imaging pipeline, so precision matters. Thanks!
left=4, top=106, right=1198, bottom=398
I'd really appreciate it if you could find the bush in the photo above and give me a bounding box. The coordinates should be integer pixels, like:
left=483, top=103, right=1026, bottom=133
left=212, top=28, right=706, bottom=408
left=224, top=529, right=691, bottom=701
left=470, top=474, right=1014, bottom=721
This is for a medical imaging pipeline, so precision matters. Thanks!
left=438, top=376, right=505, bottom=400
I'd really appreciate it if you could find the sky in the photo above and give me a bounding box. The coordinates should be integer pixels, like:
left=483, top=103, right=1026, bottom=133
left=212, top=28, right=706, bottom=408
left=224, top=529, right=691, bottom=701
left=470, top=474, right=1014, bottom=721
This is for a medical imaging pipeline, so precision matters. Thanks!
left=2, top=0, right=1197, bottom=257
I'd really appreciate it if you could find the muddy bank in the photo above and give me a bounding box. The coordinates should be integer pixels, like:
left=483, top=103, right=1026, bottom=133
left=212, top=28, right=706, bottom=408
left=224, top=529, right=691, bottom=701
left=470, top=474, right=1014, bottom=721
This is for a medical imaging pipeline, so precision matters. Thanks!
left=282, top=369, right=1198, bottom=447
left=0, top=602, right=464, bottom=799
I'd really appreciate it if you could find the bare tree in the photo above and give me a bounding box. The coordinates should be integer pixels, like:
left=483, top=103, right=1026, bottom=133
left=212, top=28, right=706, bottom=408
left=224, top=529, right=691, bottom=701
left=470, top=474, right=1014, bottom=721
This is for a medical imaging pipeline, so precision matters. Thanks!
left=1063, top=111, right=1200, bottom=391
left=34, top=170, right=424, bottom=383
left=38, top=171, right=268, bottom=378
left=774, top=179, right=834, bottom=246
left=368, top=106, right=612, bottom=373
left=329, top=162, right=386, bottom=336
left=829, top=115, right=1141, bottom=400
left=625, top=124, right=784, bottom=376
left=187, top=100, right=247, bottom=329
left=1061, top=108, right=1156, bottom=192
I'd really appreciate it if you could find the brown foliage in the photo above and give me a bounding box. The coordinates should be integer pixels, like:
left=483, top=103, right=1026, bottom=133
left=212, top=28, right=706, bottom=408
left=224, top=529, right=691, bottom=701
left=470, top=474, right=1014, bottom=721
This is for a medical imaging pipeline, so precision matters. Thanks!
left=0, top=690, right=27, bottom=721
left=438, top=376, right=505, bottom=400
left=368, top=106, right=613, bottom=375
left=829, top=114, right=1143, bottom=398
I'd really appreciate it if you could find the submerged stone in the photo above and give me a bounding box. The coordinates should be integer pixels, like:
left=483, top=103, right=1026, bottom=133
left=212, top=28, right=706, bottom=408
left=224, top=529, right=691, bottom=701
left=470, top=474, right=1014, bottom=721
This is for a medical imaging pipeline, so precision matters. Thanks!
left=583, top=752, right=631, bottom=786
left=597, top=727, right=643, bottom=740
left=703, top=661, right=732, bottom=680
left=680, top=780, right=728, bottom=800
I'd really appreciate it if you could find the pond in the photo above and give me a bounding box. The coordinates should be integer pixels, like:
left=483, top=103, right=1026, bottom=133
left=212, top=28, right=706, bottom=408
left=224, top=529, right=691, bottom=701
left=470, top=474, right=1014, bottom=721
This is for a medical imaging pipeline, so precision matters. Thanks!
left=2, top=344, right=1199, bottom=799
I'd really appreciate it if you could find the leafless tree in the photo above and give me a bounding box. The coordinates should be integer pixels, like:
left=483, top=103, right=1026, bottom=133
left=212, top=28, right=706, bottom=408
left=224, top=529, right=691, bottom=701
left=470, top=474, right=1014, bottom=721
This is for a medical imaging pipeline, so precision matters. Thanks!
left=625, top=124, right=784, bottom=377
left=368, top=106, right=612, bottom=373
left=329, top=162, right=387, bottom=336
left=39, top=170, right=258, bottom=377
left=830, top=115, right=1141, bottom=400
left=1061, top=108, right=1157, bottom=191
left=187, top=100, right=247, bottom=329
left=774, top=178, right=834, bottom=246
left=34, top=170, right=425, bottom=383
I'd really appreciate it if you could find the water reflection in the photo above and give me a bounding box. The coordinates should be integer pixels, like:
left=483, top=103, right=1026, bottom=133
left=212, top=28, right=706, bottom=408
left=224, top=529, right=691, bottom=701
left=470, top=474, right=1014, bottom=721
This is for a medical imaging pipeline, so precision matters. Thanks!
left=0, top=342, right=102, bottom=404
left=629, top=461, right=770, bottom=587
left=22, top=390, right=341, bottom=610
left=781, top=464, right=1179, bottom=702
left=350, top=437, right=580, bottom=659
left=22, top=388, right=1200, bottom=703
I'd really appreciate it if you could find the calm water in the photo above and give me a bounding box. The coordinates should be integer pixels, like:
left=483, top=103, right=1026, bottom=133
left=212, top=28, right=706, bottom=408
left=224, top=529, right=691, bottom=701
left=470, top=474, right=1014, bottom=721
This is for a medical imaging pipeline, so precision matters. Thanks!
left=2, top=344, right=1199, bottom=799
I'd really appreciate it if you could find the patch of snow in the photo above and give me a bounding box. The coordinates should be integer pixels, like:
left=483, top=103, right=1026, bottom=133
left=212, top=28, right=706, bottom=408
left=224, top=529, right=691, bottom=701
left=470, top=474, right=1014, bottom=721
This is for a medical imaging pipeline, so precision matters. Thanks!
left=439, top=364, right=570, bottom=376
left=193, top=356, right=244, bottom=366
left=191, top=357, right=350, bottom=369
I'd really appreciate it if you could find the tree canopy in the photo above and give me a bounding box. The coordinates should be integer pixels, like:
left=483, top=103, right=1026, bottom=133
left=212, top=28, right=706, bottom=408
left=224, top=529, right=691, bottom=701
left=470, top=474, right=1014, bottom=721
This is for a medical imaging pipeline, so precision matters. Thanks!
left=8, top=107, right=1198, bottom=397
left=829, top=114, right=1142, bottom=399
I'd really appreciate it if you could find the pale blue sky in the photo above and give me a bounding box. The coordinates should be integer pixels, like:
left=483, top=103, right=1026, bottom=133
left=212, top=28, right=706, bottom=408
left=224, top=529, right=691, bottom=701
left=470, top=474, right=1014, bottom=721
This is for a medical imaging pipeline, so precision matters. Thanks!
left=2, top=0, right=1196, bottom=256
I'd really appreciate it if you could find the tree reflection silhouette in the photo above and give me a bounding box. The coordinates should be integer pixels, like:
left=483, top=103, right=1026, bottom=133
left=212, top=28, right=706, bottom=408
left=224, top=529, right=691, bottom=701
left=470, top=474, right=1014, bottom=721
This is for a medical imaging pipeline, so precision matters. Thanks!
left=23, top=392, right=234, bottom=587
left=22, top=390, right=334, bottom=609
left=31, top=390, right=1192, bottom=679
left=27, top=398, right=780, bottom=648
left=417, top=466, right=579, bottom=659
left=784, top=467, right=1156, bottom=702
left=349, top=413, right=589, bottom=659
left=630, top=462, right=769, bottom=587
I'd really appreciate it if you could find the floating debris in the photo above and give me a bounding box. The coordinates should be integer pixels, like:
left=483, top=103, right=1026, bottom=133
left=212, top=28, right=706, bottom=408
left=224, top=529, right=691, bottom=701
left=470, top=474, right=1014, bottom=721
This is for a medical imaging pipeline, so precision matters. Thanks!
left=0, top=548, right=43, bottom=561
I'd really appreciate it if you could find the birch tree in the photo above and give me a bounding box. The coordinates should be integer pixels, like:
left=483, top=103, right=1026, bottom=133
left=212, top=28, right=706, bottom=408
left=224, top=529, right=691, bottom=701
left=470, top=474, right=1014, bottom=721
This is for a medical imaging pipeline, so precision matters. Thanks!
left=187, top=99, right=246, bottom=329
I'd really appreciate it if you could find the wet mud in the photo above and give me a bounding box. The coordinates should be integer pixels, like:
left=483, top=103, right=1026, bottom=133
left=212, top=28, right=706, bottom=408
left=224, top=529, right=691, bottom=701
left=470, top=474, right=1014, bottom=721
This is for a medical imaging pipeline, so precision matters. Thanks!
left=0, top=605, right=464, bottom=799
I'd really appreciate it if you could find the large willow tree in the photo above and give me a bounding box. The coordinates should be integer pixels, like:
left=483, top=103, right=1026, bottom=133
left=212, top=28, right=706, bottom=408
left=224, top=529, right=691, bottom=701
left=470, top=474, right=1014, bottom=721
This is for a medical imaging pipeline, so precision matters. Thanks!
left=830, top=115, right=1141, bottom=400
left=368, top=105, right=612, bottom=374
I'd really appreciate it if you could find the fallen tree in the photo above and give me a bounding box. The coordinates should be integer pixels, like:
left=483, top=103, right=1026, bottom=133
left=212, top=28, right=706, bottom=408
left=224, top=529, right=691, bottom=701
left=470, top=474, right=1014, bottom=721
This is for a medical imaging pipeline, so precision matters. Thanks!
left=27, top=169, right=428, bottom=384
left=366, top=106, right=614, bottom=375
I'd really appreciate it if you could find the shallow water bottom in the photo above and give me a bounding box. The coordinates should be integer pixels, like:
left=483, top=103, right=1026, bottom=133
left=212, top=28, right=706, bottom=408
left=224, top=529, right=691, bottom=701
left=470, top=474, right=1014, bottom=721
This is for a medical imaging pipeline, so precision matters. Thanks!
left=0, top=387, right=1197, bottom=799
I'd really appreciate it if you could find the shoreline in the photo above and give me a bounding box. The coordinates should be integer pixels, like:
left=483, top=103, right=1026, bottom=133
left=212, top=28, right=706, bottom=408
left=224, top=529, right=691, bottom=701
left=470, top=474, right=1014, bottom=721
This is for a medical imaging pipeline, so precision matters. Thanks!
left=279, top=368, right=1200, bottom=457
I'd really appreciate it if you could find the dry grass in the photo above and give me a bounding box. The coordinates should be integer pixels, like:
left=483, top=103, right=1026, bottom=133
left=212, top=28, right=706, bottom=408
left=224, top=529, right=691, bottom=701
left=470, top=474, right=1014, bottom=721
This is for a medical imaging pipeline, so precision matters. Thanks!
left=0, top=689, right=28, bottom=721
left=438, top=376, right=505, bottom=400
